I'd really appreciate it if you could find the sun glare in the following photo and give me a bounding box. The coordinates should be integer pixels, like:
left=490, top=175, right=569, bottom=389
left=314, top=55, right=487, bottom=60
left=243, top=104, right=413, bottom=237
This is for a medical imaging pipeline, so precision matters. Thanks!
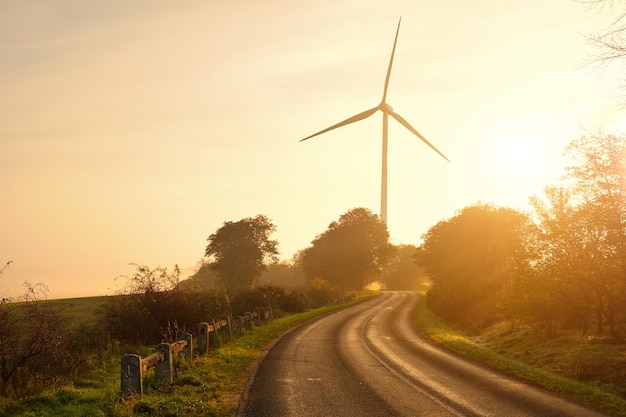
left=494, top=136, right=538, bottom=176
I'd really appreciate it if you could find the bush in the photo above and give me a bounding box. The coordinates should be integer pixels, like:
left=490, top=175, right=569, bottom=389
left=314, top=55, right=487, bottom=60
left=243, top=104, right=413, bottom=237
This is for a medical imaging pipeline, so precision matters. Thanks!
left=0, top=283, right=110, bottom=397
left=276, top=289, right=308, bottom=313
left=99, top=265, right=345, bottom=346
left=306, top=277, right=339, bottom=308
left=97, top=289, right=232, bottom=345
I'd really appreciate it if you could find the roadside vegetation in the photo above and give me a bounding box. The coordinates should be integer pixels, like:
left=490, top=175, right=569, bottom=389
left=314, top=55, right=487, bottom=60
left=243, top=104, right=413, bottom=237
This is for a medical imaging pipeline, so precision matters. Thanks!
left=415, top=290, right=626, bottom=417
left=0, top=293, right=375, bottom=417
left=411, top=132, right=626, bottom=415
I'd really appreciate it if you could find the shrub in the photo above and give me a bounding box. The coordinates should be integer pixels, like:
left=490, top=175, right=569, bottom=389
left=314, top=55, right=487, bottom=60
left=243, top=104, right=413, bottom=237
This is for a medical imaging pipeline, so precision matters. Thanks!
left=0, top=283, right=103, bottom=397
left=306, top=277, right=339, bottom=308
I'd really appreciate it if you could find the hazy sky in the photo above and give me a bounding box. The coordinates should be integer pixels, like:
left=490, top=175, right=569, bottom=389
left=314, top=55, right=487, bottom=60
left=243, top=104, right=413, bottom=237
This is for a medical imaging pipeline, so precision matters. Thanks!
left=1, top=0, right=624, bottom=299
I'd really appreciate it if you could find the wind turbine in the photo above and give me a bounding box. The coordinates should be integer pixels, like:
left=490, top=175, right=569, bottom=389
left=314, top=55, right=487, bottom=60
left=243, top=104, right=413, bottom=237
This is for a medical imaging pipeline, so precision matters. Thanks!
left=300, top=18, right=450, bottom=225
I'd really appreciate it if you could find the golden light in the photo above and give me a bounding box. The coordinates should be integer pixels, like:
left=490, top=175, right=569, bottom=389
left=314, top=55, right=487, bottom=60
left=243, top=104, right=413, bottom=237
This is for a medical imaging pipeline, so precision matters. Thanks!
left=494, top=135, right=539, bottom=177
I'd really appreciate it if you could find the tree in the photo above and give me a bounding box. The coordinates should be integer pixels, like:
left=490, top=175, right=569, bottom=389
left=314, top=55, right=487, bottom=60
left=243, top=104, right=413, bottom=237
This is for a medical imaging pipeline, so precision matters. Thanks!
left=258, top=260, right=306, bottom=288
left=301, top=208, right=391, bottom=291
left=563, top=133, right=626, bottom=335
left=415, top=204, right=532, bottom=329
left=565, top=133, right=626, bottom=278
left=516, top=186, right=597, bottom=335
left=181, top=261, right=219, bottom=291
left=205, top=215, right=279, bottom=290
left=584, top=1, right=626, bottom=98
left=510, top=134, right=626, bottom=337
left=382, top=245, right=427, bottom=291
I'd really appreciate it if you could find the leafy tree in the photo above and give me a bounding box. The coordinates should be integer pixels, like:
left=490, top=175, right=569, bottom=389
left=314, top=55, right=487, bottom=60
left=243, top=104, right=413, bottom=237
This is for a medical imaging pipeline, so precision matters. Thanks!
left=515, top=187, right=597, bottom=335
left=415, top=204, right=532, bottom=329
left=258, top=260, right=306, bottom=288
left=181, top=261, right=219, bottom=291
left=301, top=208, right=391, bottom=291
left=511, top=134, right=626, bottom=337
left=565, top=133, right=626, bottom=279
left=205, top=215, right=279, bottom=290
left=382, top=245, right=427, bottom=290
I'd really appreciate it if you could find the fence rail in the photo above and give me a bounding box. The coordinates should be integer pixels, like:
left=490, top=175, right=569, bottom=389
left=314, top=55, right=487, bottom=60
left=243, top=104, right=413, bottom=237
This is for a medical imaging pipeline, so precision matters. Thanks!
left=120, top=307, right=273, bottom=398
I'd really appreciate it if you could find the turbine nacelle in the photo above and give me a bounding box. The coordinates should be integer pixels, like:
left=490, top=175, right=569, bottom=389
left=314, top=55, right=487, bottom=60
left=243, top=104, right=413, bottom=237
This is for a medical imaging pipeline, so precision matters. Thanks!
left=379, top=103, right=394, bottom=113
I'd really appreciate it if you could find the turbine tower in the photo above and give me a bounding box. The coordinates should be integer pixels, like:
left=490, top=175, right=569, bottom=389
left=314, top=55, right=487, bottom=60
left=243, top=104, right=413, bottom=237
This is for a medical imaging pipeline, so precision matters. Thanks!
left=300, top=18, right=450, bottom=224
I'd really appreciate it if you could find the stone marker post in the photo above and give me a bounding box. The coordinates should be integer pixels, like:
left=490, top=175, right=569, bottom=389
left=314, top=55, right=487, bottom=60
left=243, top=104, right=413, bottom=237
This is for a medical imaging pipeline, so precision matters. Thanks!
left=155, top=343, right=173, bottom=383
left=121, top=354, right=143, bottom=397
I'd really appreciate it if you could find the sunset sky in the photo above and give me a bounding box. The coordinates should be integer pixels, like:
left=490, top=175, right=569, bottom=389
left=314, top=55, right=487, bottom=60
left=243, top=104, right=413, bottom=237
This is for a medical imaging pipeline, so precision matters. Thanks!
left=1, top=0, right=624, bottom=299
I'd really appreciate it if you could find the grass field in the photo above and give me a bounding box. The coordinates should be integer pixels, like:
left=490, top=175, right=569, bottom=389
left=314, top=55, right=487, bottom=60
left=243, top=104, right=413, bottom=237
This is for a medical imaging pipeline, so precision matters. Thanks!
left=42, top=296, right=109, bottom=324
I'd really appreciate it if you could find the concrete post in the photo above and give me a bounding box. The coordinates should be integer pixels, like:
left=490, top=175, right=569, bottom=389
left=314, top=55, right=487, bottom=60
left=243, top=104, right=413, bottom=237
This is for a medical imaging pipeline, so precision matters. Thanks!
left=181, top=333, right=192, bottom=362
left=222, top=315, right=232, bottom=340
left=209, top=319, right=219, bottom=347
left=196, top=322, right=209, bottom=355
left=121, top=354, right=143, bottom=397
left=155, top=343, right=173, bottom=383
left=245, top=313, right=253, bottom=331
left=235, top=316, right=243, bottom=336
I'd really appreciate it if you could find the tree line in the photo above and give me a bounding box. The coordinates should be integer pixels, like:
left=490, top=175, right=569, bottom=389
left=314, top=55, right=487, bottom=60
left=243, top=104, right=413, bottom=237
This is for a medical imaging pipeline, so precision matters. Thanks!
left=417, top=133, right=626, bottom=337
left=199, top=132, right=626, bottom=339
left=197, top=208, right=424, bottom=294
left=0, top=132, right=621, bottom=398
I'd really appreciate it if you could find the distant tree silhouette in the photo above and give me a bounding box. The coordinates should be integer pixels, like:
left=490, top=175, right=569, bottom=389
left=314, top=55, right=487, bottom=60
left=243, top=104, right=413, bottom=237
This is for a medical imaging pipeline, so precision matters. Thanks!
left=257, top=261, right=306, bottom=288
left=301, top=208, right=391, bottom=291
left=181, top=261, right=219, bottom=291
left=382, top=245, right=427, bottom=291
left=205, top=215, right=279, bottom=290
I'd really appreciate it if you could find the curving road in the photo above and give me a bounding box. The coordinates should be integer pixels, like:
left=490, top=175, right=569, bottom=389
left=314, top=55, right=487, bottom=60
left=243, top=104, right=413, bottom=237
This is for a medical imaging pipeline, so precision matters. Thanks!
left=238, top=292, right=611, bottom=417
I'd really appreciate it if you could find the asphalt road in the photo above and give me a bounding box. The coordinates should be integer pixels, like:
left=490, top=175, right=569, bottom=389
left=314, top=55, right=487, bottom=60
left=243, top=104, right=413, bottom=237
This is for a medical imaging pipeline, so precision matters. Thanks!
left=238, top=291, right=612, bottom=417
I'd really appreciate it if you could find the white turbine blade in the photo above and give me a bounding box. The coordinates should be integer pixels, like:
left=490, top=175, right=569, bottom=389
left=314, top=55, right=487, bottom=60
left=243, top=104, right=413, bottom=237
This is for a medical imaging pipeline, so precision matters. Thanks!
left=389, top=110, right=451, bottom=162
left=300, top=106, right=379, bottom=142
left=381, top=18, right=402, bottom=104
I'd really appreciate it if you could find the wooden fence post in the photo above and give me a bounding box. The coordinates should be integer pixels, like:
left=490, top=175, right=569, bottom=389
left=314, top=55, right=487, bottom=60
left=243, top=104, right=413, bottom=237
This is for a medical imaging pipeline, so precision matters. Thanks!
left=121, top=354, right=143, bottom=397
left=155, top=343, right=173, bottom=383
left=197, top=322, right=210, bottom=355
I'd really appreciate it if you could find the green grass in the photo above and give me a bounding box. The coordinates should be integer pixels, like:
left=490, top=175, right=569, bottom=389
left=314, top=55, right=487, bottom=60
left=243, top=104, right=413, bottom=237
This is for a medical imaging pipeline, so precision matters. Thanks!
left=2, top=293, right=378, bottom=417
left=42, top=296, right=108, bottom=325
left=414, top=295, right=626, bottom=417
